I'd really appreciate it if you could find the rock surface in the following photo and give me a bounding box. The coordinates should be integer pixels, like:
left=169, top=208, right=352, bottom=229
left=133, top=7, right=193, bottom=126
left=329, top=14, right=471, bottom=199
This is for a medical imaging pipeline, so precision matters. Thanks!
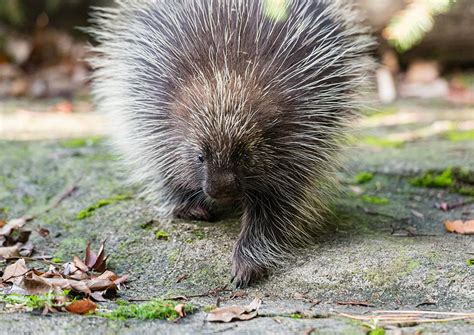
left=0, top=98, right=473, bottom=334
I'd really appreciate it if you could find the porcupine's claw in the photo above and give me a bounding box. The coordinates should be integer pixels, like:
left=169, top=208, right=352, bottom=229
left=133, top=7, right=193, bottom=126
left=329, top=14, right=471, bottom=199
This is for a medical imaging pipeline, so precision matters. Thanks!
left=174, top=204, right=213, bottom=221
left=231, top=255, right=268, bottom=288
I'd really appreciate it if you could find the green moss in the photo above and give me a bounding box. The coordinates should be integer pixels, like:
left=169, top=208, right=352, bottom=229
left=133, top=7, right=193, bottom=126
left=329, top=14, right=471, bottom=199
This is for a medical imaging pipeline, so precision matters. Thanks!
left=98, top=299, right=194, bottom=321
left=191, top=228, right=205, bottom=240
left=289, top=313, right=303, bottom=319
left=410, top=167, right=474, bottom=196
left=155, top=230, right=169, bottom=240
left=444, top=130, right=474, bottom=142
left=365, top=254, right=420, bottom=287
left=458, top=187, right=474, bottom=196
left=167, top=249, right=180, bottom=264
left=360, top=136, right=404, bottom=148
left=354, top=172, right=374, bottom=184
left=467, top=259, right=474, bottom=267
left=60, top=136, right=103, bottom=149
left=0, top=292, right=68, bottom=311
left=368, top=328, right=386, bottom=335
left=51, top=257, right=62, bottom=264
left=203, top=304, right=217, bottom=313
left=361, top=195, right=389, bottom=205
left=53, top=237, right=88, bottom=260
left=76, top=194, right=132, bottom=220
left=410, top=168, right=454, bottom=188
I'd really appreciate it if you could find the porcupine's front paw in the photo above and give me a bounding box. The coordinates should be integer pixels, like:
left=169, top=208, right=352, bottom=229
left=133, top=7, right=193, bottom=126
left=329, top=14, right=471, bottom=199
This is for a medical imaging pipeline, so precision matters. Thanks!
left=231, top=253, right=268, bottom=288
left=173, top=204, right=213, bottom=221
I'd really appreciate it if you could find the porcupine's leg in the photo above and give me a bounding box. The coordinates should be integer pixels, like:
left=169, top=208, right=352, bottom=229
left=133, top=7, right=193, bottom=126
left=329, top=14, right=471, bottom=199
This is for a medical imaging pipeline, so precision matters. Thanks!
left=231, top=196, right=295, bottom=288
left=171, top=189, right=214, bottom=221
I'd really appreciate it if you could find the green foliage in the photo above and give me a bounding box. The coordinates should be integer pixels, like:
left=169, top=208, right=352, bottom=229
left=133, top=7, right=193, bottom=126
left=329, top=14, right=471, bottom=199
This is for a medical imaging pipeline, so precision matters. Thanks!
left=99, top=299, right=194, bottom=321
left=361, top=195, right=389, bottom=205
left=289, top=313, right=303, bottom=319
left=384, top=0, right=455, bottom=52
left=51, top=257, right=62, bottom=263
left=410, top=168, right=454, bottom=188
left=360, top=136, right=404, bottom=148
left=354, top=172, right=374, bottom=184
left=445, top=130, right=474, bottom=142
left=368, top=327, right=386, bottom=335
left=76, top=194, right=132, bottom=220
left=203, top=304, right=217, bottom=313
left=155, top=230, right=169, bottom=240
left=60, top=136, right=103, bottom=149
left=0, top=0, right=25, bottom=26
left=467, top=259, right=474, bottom=267
left=410, top=167, right=474, bottom=197
left=0, top=292, right=67, bottom=311
left=263, top=0, right=289, bottom=22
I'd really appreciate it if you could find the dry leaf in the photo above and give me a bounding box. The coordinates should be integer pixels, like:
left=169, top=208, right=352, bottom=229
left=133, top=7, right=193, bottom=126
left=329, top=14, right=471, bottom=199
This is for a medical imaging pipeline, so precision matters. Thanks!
left=206, top=298, right=262, bottom=323
left=175, top=303, right=186, bottom=318
left=0, top=245, right=20, bottom=258
left=444, top=220, right=474, bottom=235
left=0, top=216, right=32, bottom=237
left=73, top=256, right=89, bottom=273
left=21, top=272, right=54, bottom=294
left=84, top=242, right=107, bottom=272
left=2, top=258, right=28, bottom=282
left=66, top=299, right=97, bottom=314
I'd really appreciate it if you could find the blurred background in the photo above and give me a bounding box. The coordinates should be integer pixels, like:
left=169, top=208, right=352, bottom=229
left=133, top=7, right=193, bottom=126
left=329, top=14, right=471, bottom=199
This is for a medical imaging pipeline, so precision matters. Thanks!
left=0, top=0, right=473, bottom=140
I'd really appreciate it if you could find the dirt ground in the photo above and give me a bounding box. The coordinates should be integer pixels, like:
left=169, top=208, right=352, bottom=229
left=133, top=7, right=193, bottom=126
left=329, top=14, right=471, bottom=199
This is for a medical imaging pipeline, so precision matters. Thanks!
left=0, top=97, right=473, bottom=334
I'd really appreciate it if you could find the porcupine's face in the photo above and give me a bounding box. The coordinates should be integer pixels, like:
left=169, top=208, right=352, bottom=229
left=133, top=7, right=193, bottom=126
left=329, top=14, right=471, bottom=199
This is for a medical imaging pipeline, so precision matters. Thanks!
left=194, top=132, right=262, bottom=204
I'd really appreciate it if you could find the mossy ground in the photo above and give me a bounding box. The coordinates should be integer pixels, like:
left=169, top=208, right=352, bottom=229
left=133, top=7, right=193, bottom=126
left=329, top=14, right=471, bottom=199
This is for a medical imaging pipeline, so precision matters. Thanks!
left=0, top=98, right=473, bottom=334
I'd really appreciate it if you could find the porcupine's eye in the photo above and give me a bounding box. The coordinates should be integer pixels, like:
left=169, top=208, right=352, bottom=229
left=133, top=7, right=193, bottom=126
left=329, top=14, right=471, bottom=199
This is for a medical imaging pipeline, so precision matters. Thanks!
left=198, top=154, right=205, bottom=163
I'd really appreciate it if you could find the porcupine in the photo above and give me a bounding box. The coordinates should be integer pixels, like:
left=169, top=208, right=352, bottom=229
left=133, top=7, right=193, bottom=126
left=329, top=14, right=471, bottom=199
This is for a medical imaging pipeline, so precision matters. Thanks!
left=89, top=0, right=373, bottom=287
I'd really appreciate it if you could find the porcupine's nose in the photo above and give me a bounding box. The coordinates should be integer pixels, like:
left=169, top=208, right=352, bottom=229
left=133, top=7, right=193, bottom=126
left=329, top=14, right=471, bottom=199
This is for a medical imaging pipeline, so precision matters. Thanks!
left=204, top=171, right=238, bottom=201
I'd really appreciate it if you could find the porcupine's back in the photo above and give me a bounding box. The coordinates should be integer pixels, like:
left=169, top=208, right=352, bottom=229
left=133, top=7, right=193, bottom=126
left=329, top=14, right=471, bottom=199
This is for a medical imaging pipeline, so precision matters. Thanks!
left=89, top=0, right=373, bottom=216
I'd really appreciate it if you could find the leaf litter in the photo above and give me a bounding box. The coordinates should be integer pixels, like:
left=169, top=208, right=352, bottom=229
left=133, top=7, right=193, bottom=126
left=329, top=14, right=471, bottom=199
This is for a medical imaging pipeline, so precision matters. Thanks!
left=206, top=298, right=262, bottom=322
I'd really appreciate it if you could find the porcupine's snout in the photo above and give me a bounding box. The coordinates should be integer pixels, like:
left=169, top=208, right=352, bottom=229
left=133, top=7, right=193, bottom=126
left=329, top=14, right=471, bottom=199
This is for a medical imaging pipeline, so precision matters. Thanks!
left=203, top=170, right=239, bottom=202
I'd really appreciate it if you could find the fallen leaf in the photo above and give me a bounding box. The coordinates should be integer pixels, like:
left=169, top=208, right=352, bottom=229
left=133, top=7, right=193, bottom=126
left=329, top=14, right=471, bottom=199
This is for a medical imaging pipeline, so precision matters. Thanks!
left=21, top=272, right=54, bottom=294
left=444, top=220, right=474, bottom=235
left=37, top=227, right=50, bottom=238
left=206, top=298, right=262, bottom=322
left=73, top=256, right=89, bottom=273
left=175, top=303, right=186, bottom=318
left=0, top=245, right=20, bottom=258
left=66, top=299, right=97, bottom=314
left=303, top=327, right=316, bottom=335
left=90, top=291, right=107, bottom=302
left=2, top=258, right=28, bottom=282
left=0, top=216, right=33, bottom=237
left=84, top=241, right=107, bottom=272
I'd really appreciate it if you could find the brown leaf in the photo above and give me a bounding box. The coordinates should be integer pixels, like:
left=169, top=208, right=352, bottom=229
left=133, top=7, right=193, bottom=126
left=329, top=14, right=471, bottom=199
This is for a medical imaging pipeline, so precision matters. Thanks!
left=2, top=258, right=28, bottom=282
left=206, top=298, right=262, bottom=323
left=37, top=227, right=50, bottom=238
left=444, top=220, right=474, bottom=235
left=84, top=242, right=107, bottom=272
left=68, top=279, right=92, bottom=295
left=86, top=277, right=115, bottom=292
left=73, top=256, right=89, bottom=273
left=21, top=272, right=54, bottom=294
left=66, top=299, right=97, bottom=315
left=90, top=291, right=107, bottom=302
left=0, top=216, right=32, bottom=237
left=175, top=303, right=186, bottom=318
